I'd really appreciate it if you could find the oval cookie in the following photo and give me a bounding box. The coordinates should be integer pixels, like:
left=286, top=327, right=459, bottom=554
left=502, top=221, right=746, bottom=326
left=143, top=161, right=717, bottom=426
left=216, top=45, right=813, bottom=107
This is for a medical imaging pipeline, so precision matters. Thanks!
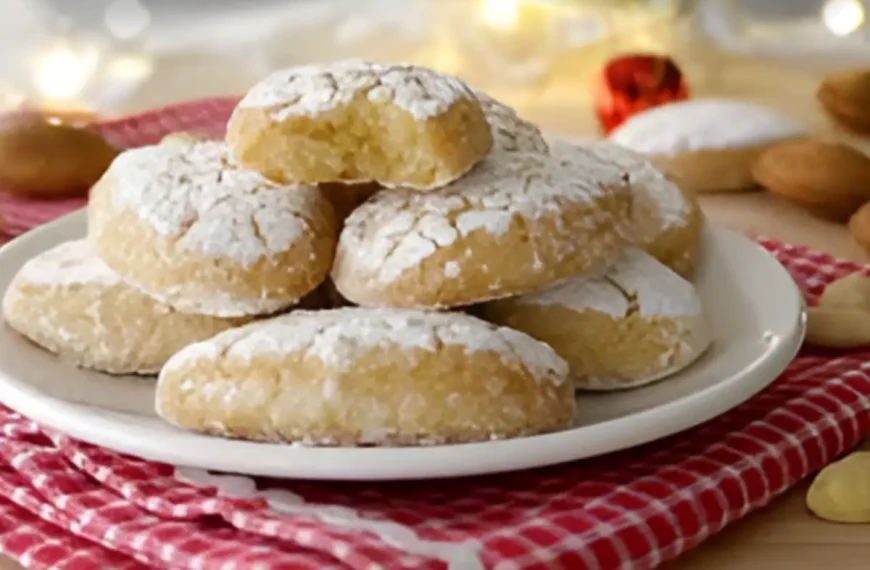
left=156, top=308, right=574, bottom=445
left=331, top=149, right=632, bottom=309
left=482, top=248, right=711, bottom=390
left=1, top=240, right=250, bottom=375
left=88, top=140, right=339, bottom=318
left=554, top=139, right=704, bottom=277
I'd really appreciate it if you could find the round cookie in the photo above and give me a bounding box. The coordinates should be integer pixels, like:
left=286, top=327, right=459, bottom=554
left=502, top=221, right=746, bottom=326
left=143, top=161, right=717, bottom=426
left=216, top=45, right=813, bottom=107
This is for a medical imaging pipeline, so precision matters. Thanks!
left=226, top=59, right=493, bottom=190
left=555, top=139, right=704, bottom=277
left=608, top=99, right=804, bottom=194
left=156, top=308, right=574, bottom=445
left=331, top=148, right=632, bottom=309
left=481, top=248, right=710, bottom=390
left=2, top=240, right=251, bottom=375
left=88, top=139, right=339, bottom=318
left=476, top=92, right=549, bottom=153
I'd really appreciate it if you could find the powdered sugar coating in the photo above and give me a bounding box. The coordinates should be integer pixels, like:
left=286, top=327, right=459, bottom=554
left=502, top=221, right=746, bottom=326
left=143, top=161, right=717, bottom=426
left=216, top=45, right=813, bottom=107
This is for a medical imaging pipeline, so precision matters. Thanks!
left=236, top=59, right=477, bottom=122
left=499, top=247, right=710, bottom=390
left=14, top=240, right=120, bottom=287
left=107, top=140, right=319, bottom=267
left=477, top=92, right=548, bottom=153
left=524, top=248, right=701, bottom=318
left=608, top=99, right=804, bottom=155
left=555, top=139, right=691, bottom=230
left=337, top=149, right=621, bottom=285
left=3, top=238, right=252, bottom=375
left=165, top=308, right=569, bottom=384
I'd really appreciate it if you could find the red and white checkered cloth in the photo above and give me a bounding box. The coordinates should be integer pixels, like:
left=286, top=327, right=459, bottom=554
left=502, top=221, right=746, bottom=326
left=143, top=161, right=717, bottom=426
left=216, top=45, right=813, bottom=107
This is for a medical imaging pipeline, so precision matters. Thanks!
left=1, top=99, right=869, bottom=570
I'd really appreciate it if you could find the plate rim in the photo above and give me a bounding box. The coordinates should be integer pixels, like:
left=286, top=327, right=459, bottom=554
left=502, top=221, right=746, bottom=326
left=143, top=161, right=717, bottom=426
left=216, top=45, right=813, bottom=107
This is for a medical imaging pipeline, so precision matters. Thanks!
left=0, top=208, right=807, bottom=481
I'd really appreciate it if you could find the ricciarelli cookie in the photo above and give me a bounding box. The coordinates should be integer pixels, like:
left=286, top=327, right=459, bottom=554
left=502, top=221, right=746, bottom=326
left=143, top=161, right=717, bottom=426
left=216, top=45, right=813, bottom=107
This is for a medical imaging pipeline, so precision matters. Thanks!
left=88, top=140, right=339, bottom=318
left=1, top=240, right=250, bottom=375
left=481, top=248, right=710, bottom=390
left=156, top=308, right=573, bottom=445
left=609, top=99, right=804, bottom=194
left=555, top=139, right=704, bottom=277
left=331, top=148, right=632, bottom=309
left=226, top=59, right=493, bottom=190
left=476, top=91, right=549, bottom=153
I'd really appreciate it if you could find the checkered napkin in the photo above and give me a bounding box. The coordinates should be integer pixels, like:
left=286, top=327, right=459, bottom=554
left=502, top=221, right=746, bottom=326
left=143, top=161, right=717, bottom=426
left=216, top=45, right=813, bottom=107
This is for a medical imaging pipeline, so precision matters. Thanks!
left=1, top=100, right=870, bottom=570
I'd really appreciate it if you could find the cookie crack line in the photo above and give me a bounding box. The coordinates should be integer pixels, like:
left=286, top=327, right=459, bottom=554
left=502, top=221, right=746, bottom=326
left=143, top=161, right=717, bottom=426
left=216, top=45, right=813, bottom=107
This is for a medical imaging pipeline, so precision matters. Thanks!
left=249, top=214, right=269, bottom=252
left=367, top=200, right=421, bottom=275
left=603, top=275, right=636, bottom=318
left=168, top=216, right=198, bottom=246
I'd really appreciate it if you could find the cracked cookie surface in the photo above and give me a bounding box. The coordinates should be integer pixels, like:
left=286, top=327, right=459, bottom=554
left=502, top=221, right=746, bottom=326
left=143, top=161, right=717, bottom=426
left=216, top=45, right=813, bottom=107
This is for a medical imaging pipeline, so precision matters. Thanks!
left=156, top=307, right=574, bottom=446
left=2, top=240, right=252, bottom=374
left=227, top=59, right=493, bottom=190
left=481, top=248, right=711, bottom=390
left=331, top=147, right=632, bottom=308
left=554, top=139, right=704, bottom=277
left=88, top=140, right=339, bottom=317
left=477, top=92, right=549, bottom=153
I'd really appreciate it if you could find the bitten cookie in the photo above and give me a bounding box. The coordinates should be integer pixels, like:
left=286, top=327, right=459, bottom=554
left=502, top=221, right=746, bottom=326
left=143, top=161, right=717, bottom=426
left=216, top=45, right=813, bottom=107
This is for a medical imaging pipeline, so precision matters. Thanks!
left=331, top=148, right=632, bottom=309
left=226, top=59, right=493, bottom=190
left=556, top=139, right=704, bottom=277
left=156, top=308, right=574, bottom=445
left=1, top=240, right=250, bottom=375
left=88, top=140, right=339, bottom=318
left=608, top=99, right=804, bottom=194
left=481, top=248, right=710, bottom=390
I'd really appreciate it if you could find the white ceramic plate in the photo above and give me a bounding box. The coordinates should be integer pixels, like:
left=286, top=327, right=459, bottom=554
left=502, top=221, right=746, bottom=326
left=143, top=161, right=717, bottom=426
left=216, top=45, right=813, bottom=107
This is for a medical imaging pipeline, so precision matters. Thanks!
left=0, top=210, right=805, bottom=481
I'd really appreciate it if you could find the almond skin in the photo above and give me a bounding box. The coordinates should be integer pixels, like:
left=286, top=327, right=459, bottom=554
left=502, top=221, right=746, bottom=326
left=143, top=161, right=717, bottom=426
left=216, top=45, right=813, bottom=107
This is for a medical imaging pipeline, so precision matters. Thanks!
left=752, top=139, right=870, bottom=222
left=818, top=68, right=870, bottom=135
left=0, top=121, right=120, bottom=199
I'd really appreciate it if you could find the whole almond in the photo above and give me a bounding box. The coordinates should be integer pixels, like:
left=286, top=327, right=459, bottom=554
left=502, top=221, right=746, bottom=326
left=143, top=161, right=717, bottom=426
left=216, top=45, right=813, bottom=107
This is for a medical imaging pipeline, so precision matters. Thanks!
left=806, top=306, right=870, bottom=348
left=752, top=139, right=870, bottom=222
left=808, top=451, right=870, bottom=523
left=0, top=121, right=120, bottom=199
left=806, top=271, right=870, bottom=349
left=819, top=271, right=870, bottom=309
left=818, top=68, right=870, bottom=135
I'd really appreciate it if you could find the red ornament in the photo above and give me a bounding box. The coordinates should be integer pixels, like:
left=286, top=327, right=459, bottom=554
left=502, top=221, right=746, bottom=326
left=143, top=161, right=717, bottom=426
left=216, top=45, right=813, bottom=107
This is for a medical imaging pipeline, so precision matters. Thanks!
left=593, top=53, right=690, bottom=135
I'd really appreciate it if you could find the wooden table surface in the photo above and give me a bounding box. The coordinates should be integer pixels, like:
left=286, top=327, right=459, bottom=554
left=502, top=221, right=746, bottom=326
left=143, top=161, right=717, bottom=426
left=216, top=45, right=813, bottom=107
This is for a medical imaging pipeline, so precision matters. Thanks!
left=2, top=31, right=870, bottom=570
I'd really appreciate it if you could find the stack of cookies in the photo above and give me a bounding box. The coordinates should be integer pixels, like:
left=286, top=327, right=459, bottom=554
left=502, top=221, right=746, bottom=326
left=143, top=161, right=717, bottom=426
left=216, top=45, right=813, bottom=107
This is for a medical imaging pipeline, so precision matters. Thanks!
left=2, top=59, right=712, bottom=447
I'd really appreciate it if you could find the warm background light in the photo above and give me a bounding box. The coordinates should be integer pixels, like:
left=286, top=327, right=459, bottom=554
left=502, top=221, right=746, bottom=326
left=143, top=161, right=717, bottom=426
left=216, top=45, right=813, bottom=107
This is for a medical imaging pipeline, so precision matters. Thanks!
left=32, top=42, right=100, bottom=100
left=481, top=0, right=521, bottom=31
left=822, top=0, right=866, bottom=37
left=103, top=53, right=153, bottom=83
left=103, top=0, right=152, bottom=41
